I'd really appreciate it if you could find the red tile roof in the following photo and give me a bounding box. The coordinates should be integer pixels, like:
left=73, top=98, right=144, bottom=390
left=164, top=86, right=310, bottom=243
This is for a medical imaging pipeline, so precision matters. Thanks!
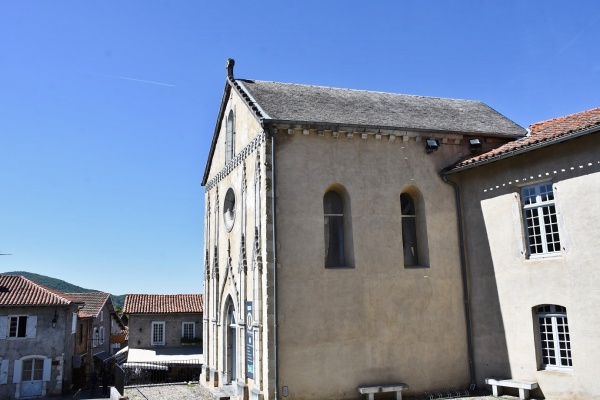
left=445, top=107, right=600, bottom=172
left=66, top=292, right=110, bottom=318
left=0, top=275, right=82, bottom=306
left=123, top=294, right=203, bottom=314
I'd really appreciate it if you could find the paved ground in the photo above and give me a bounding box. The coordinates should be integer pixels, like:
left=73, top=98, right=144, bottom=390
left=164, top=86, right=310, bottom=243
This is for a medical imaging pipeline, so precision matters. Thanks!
left=121, top=383, right=530, bottom=400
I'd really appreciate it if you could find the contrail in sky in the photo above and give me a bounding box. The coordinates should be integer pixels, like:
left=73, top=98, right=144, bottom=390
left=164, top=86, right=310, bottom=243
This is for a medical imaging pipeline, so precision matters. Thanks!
left=84, top=71, right=175, bottom=87
left=553, top=14, right=600, bottom=59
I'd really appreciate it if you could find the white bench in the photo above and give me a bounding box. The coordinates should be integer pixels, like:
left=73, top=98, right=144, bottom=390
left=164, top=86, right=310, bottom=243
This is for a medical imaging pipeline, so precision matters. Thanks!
left=485, top=378, right=538, bottom=400
left=358, top=383, right=409, bottom=400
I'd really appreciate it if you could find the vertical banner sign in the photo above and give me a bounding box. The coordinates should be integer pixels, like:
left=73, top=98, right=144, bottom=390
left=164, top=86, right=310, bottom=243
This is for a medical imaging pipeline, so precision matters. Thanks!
left=245, top=301, right=254, bottom=379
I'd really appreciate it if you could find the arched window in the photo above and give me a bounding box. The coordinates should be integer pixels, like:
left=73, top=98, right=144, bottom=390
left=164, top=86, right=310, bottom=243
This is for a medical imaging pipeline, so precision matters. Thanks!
left=225, top=110, right=235, bottom=164
left=401, top=193, right=419, bottom=266
left=324, top=191, right=345, bottom=267
left=535, top=304, right=572, bottom=369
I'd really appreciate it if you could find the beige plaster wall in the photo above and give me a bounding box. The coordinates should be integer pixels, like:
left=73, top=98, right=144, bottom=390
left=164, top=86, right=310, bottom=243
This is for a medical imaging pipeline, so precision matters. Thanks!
left=454, top=132, right=600, bottom=399
left=273, top=129, right=472, bottom=399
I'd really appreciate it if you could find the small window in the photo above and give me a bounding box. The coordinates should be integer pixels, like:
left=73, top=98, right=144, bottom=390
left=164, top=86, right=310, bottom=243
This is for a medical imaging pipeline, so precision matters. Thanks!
left=152, top=322, right=165, bottom=346
left=223, top=188, right=236, bottom=231
left=225, top=110, right=235, bottom=163
left=522, top=182, right=561, bottom=256
left=9, top=316, right=27, bottom=338
left=182, top=322, right=195, bottom=339
left=536, top=305, right=572, bottom=369
left=324, top=191, right=345, bottom=267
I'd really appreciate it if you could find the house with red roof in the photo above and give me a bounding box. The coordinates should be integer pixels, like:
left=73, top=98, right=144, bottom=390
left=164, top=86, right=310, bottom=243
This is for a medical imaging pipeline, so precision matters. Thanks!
left=444, top=107, right=600, bottom=399
left=66, top=292, right=125, bottom=387
left=0, top=275, right=83, bottom=398
left=121, top=294, right=204, bottom=382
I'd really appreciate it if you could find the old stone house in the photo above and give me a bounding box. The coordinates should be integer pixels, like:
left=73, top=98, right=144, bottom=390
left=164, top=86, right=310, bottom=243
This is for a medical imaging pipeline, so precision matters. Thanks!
left=200, top=59, right=527, bottom=400
left=67, top=291, right=124, bottom=387
left=0, top=275, right=82, bottom=399
left=122, top=294, right=203, bottom=366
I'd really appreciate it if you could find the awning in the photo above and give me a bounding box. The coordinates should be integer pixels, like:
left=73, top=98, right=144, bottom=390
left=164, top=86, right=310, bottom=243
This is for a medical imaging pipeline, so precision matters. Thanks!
left=126, top=348, right=203, bottom=365
left=93, top=351, right=112, bottom=362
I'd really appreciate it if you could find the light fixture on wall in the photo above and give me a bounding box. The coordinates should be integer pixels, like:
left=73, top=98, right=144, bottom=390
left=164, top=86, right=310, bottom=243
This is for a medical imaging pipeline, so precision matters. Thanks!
left=137, top=340, right=141, bottom=346
left=139, top=327, right=143, bottom=332
left=425, top=139, right=440, bottom=154
left=52, top=311, right=58, bottom=328
left=469, top=138, right=482, bottom=152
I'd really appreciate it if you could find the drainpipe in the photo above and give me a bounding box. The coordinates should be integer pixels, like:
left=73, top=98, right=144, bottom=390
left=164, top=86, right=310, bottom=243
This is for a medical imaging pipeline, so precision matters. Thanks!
left=441, top=174, right=476, bottom=388
left=264, top=122, right=279, bottom=400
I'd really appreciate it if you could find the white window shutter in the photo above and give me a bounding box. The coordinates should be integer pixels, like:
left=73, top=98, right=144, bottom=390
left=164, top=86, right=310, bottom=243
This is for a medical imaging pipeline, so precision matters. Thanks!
left=42, top=358, right=51, bottom=381
left=0, top=359, right=9, bottom=384
left=13, top=360, right=22, bottom=383
left=0, top=317, right=7, bottom=339
left=26, top=316, right=37, bottom=338
left=71, top=313, right=77, bottom=334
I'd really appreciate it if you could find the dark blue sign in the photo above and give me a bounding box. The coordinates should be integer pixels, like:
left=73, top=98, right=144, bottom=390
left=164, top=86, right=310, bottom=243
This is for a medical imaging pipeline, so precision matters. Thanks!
left=245, top=301, right=254, bottom=379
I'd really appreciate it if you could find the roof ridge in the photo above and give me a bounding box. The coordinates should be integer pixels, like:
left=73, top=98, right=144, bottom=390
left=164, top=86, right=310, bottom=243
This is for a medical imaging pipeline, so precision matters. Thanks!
left=238, top=78, right=482, bottom=103
left=529, top=107, right=600, bottom=129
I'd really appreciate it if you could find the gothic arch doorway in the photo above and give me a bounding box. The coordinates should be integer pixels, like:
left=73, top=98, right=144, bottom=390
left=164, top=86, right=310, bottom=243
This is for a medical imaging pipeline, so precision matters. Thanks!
left=224, top=297, right=237, bottom=384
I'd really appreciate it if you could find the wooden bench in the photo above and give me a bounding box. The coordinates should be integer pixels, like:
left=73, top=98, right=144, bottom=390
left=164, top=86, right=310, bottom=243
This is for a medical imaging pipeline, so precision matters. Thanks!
left=358, top=383, right=409, bottom=400
left=485, top=378, right=538, bottom=400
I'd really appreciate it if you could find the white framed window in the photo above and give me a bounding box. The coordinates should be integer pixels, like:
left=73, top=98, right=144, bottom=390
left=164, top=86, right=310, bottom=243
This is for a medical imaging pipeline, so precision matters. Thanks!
left=22, top=359, right=44, bottom=381
left=152, top=322, right=165, bottom=345
left=9, top=316, right=28, bottom=338
left=522, top=182, right=561, bottom=257
left=182, top=322, right=195, bottom=339
left=536, top=305, right=572, bottom=369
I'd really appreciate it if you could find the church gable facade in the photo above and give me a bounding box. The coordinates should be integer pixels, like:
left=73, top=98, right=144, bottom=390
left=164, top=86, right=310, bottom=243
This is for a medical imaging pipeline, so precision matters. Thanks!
left=201, top=59, right=526, bottom=400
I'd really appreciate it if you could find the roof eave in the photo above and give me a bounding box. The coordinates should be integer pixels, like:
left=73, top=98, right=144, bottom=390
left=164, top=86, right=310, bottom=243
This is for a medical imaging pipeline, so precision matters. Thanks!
left=267, top=119, right=523, bottom=139
left=443, top=124, right=600, bottom=175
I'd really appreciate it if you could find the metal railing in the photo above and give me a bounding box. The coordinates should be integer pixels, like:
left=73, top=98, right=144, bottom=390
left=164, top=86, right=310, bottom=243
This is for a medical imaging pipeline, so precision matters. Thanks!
left=120, top=359, right=203, bottom=386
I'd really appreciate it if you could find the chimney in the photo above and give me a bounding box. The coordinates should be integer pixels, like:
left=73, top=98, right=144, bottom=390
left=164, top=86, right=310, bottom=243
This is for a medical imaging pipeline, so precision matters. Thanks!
left=226, top=58, right=235, bottom=78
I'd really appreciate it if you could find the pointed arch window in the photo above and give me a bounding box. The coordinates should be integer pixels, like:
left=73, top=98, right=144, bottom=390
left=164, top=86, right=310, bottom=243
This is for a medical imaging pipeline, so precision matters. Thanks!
left=401, top=193, right=419, bottom=266
left=324, top=191, right=345, bottom=268
left=225, top=110, right=235, bottom=164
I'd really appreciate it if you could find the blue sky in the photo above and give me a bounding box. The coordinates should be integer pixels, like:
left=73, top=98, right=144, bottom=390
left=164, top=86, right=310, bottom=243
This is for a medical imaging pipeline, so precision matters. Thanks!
left=1, top=1, right=598, bottom=295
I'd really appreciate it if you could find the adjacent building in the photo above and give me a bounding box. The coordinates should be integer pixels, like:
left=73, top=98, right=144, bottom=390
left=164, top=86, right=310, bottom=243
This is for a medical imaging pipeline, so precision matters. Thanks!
left=122, top=294, right=204, bottom=368
left=200, top=59, right=527, bottom=400
left=67, top=291, right=125, bottom=386
left=445, top=107, right=600, bottom=399
left=0, top=275, right=82, bottom=399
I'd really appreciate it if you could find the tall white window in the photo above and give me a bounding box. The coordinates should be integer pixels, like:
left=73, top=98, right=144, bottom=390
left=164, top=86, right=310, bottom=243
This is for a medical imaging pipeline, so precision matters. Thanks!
left=152, top=322, right=165, bottom=345
left=182, top=322, right=195, bottom=339
left=522, top=182, right=561, bottom=256
left=536, top=305, right=572, bottom=369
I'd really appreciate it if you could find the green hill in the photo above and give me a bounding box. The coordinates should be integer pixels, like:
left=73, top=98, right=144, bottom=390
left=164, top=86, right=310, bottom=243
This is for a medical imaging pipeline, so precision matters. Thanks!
left=1, top=271, right=125, bottom=309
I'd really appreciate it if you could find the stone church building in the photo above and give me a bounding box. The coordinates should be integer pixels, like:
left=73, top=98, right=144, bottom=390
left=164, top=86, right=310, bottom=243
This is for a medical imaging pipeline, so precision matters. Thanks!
left=201, top=59, right=599, bottom=400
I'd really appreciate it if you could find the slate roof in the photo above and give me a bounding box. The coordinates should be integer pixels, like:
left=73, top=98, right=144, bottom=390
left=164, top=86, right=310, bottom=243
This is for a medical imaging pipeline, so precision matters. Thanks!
left=236, top=79, right=526, bottom=137
left=66, top=292, right=111, bottom=318
left=0, top=275, right=81, bottom=306
left=445, top=107, right=600, bottom=173
left=123, top=294, right=203, bottom=314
